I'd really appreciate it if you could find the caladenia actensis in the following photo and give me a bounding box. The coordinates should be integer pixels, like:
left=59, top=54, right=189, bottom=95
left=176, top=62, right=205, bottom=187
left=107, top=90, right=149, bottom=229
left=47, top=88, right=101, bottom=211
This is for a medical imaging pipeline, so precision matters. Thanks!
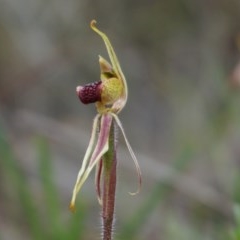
left=70, top=20, right=142, bottom=240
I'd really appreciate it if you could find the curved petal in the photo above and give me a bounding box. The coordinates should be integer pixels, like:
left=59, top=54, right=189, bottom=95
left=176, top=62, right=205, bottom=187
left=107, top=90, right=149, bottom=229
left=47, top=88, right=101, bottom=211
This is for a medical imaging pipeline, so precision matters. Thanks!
left=111, top=113, right=142, bottom=195
left=70, top=114, right=100, bottom=211
left=70, top=114, right=113, bottom=210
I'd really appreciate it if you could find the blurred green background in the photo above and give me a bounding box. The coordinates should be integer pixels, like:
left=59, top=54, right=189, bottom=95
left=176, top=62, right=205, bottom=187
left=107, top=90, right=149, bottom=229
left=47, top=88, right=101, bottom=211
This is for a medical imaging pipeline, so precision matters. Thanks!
left=1, top=0, right=240, bottom=239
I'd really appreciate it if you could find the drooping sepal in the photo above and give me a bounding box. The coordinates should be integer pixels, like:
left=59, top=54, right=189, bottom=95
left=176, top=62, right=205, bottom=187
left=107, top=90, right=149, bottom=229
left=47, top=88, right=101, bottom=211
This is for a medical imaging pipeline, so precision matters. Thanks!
left=70, top=114, right=113, bottom=211
left=111, top=113, right=142, bottom=195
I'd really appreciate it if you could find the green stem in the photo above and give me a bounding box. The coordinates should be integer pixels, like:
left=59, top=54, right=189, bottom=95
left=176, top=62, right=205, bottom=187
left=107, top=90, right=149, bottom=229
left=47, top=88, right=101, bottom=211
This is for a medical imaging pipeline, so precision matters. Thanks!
left=102, top=121, right=117, bottom=240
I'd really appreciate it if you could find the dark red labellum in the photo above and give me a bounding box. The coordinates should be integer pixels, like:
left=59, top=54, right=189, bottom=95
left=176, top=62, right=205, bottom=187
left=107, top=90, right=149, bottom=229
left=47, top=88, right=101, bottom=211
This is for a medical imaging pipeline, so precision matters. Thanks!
left=77, top=81, right=102, bottom=104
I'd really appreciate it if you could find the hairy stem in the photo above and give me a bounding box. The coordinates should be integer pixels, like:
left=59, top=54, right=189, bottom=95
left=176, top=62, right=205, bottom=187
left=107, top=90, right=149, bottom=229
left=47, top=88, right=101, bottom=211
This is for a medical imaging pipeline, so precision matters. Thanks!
left=102, top=121, right=117, bottom=240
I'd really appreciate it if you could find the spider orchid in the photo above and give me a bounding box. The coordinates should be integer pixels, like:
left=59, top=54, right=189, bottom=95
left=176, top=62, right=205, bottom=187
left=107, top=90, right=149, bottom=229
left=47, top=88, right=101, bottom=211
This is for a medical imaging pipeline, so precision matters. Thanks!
left=69, top=21, right=141, bottom=226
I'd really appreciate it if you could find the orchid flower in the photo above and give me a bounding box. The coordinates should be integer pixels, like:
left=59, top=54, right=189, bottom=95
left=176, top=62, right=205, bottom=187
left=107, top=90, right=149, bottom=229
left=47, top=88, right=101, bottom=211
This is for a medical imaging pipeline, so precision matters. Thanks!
left=70, top=19, right=141, bottom=240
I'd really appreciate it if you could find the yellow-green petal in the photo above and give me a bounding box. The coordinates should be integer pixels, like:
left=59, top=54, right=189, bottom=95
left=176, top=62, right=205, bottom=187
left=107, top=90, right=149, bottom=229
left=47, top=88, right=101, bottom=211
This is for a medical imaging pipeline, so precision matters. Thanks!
left=91, top=20, right=128, bottom=114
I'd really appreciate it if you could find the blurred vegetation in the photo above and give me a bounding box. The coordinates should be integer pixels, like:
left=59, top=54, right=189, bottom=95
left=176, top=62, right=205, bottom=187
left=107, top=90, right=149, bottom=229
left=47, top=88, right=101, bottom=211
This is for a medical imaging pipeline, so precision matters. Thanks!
left=1, top=0, right=240, bottom=239
left=0, top=130, right=86, bottom=240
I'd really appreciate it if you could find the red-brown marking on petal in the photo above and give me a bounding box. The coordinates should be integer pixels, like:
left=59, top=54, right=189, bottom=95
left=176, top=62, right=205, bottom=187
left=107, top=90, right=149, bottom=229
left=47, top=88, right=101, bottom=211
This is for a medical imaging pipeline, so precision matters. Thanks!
left=76, top=81, right=102, bottom=104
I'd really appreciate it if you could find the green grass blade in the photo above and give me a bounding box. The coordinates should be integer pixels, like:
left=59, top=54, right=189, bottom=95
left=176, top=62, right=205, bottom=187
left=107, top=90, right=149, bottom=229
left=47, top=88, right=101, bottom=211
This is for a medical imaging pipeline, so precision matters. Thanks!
left=36, top=137, right=65, bottom=239
left=0, top=127, right=45, bottom=240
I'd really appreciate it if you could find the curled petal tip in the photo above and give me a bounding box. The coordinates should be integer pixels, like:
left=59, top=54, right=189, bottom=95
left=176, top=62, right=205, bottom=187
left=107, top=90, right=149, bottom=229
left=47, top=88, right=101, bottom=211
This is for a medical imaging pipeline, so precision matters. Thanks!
left=128, top=173, right=142, bottom=196
left=90, top=20, right=97, bottom=28
left=128, top=182, right=141, bottom=196
left=69, top=202, right=76, bottom=212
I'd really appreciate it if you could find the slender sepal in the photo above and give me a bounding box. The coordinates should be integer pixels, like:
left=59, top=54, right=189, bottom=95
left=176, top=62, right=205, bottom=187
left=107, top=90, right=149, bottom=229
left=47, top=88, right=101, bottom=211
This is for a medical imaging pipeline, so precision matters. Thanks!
left=70, top=114, right=113, bottom=210
left=111, top=113, right=142, bottom=195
